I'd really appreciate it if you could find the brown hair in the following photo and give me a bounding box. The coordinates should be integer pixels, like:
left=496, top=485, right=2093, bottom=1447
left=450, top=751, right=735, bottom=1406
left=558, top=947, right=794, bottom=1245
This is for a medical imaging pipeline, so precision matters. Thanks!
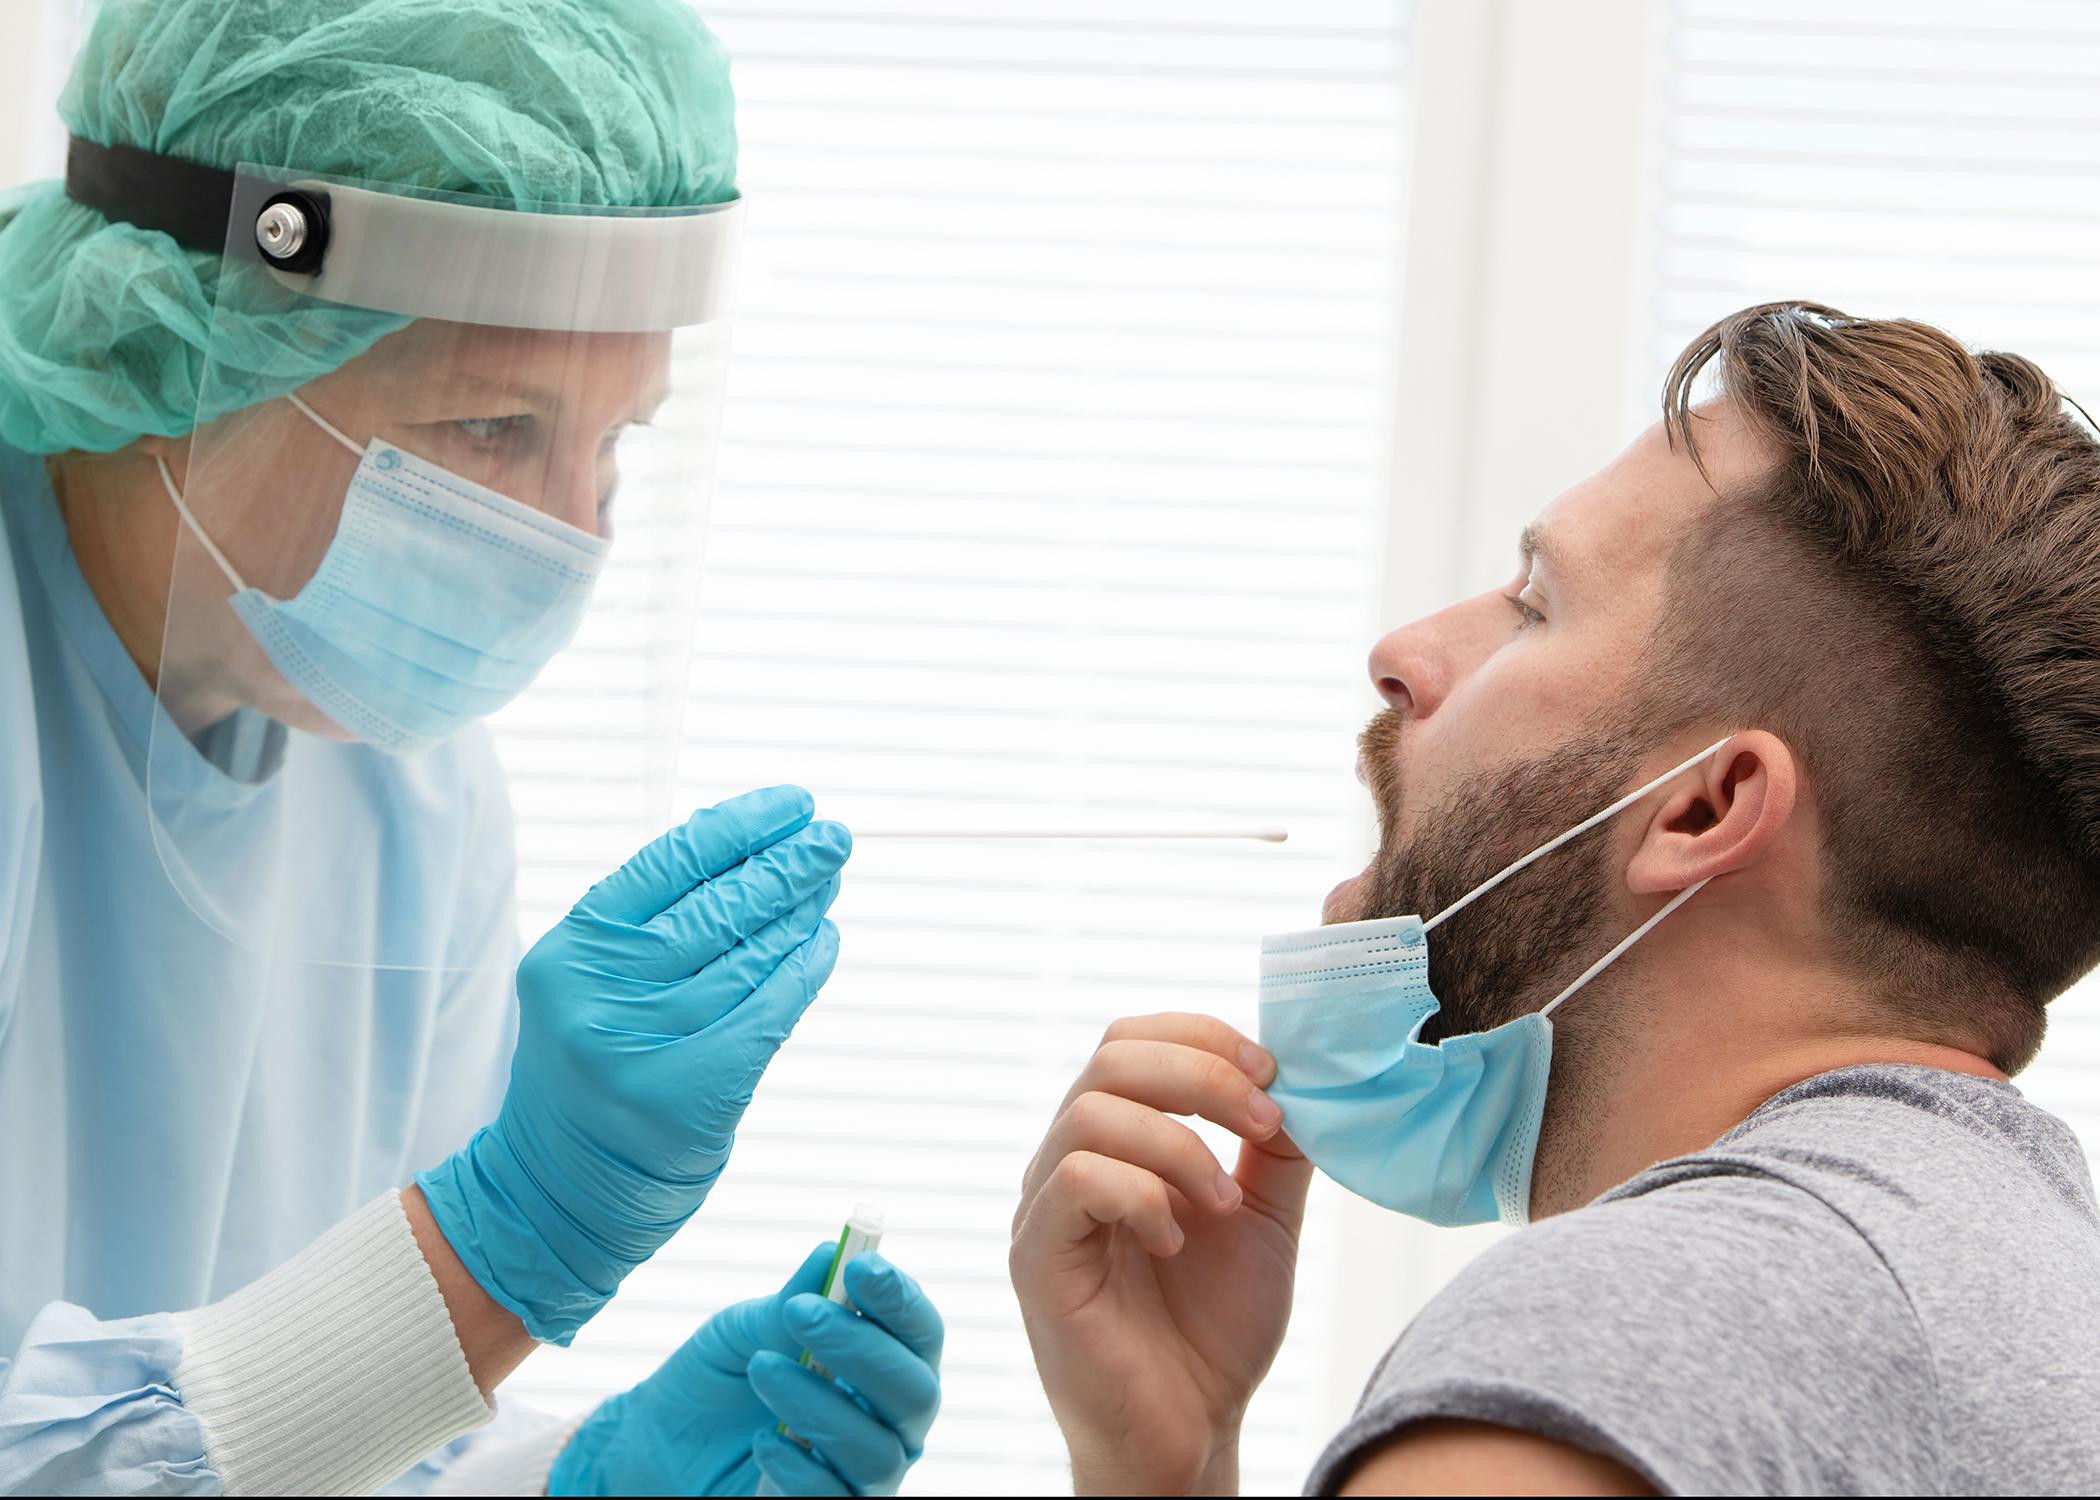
left=1650, top=302, right=2100, bottom=1073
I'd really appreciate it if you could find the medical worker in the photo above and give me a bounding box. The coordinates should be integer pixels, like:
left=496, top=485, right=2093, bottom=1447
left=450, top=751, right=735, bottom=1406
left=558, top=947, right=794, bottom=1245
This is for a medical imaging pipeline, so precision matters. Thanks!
left=0, top=2, right=940, bottom=1494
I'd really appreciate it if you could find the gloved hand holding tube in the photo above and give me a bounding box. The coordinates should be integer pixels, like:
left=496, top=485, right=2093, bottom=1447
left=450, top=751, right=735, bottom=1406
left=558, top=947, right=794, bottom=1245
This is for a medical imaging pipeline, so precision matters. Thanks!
left=417, top=784, right=850, bottom=1344
left=548, top=1238, right=944, bottom=1497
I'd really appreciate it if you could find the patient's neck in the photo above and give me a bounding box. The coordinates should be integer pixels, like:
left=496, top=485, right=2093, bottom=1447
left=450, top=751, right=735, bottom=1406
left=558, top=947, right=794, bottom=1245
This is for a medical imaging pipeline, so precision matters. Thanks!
left=1529, top=960, right=2005, bottom=1219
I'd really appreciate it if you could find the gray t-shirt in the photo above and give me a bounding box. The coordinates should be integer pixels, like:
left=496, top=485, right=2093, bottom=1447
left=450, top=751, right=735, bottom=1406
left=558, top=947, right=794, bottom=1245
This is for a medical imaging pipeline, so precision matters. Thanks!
left=1307, top=1064, right=2100, bottom=1496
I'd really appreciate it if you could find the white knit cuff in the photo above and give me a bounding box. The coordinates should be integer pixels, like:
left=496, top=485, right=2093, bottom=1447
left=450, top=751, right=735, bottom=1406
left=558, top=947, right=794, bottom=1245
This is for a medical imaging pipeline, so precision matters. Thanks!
left=425, top=1413, right=585, bottom=1497
left=171, top=1192, right=493, bottom=1496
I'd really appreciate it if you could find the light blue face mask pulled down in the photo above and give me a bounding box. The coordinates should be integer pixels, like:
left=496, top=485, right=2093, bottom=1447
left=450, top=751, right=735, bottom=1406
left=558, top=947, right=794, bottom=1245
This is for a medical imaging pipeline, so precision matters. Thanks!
left=158, top=392, right=609, bottom=754
left=1259, top=739, right=1727, bottom=1227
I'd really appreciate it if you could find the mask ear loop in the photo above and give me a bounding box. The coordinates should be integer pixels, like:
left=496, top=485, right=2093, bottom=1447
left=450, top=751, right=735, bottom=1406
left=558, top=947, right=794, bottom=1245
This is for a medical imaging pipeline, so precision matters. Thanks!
left=285, top=390, right=369, bottom=459
left=1423, top=736, right=1731, bottom=936
left=156, top=389, right=368, bottom=595
left=156, top=455, right=249, bottom=594
left=1539, top=874, right=1710, bottom=1018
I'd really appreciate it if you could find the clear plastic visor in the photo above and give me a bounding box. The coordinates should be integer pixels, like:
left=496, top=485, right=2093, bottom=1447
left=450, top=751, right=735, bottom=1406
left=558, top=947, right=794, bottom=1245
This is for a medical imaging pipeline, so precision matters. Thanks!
left=143, top=167, right=737, bottom=971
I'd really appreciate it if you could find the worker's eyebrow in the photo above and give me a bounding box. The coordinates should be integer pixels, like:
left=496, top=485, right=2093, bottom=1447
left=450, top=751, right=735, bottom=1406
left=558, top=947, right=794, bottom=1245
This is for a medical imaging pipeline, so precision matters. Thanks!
left=453, top=371, right=562, bottom=409
left=455, top=369, right=667, bottom=424
left=1519, top=522, right=1578, bottom=584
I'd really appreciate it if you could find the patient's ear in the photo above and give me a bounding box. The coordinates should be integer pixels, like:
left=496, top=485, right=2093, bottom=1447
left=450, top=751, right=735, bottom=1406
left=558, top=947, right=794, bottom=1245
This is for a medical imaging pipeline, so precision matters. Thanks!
left=1624, top=731, right=1796, bottom=895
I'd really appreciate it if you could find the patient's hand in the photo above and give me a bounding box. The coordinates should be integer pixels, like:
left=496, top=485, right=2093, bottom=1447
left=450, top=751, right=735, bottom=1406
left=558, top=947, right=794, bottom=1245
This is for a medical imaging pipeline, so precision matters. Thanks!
left=1009, top=1013, right=1311, bottom=1496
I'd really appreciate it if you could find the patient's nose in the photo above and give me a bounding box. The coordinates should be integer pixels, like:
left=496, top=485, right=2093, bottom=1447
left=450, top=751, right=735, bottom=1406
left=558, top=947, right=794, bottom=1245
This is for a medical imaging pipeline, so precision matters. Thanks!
left=1368, top=623, right=1432, bottom=716
left=1368, top=593, right=1514, bottom=720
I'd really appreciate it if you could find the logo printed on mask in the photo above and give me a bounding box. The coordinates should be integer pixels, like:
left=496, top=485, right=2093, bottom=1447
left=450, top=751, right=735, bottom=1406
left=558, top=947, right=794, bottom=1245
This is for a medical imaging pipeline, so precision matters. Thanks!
left=157, top=391, right=609, bottom=754
left=1258, top=739, right=1728, bottom=1227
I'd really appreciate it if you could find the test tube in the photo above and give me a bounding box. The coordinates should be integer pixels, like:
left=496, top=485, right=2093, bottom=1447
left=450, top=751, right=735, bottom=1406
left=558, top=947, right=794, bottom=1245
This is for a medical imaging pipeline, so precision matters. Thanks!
left=781, top=1205, right=886, bottom=1445
left=811, top=1204, right=884, bottom=1331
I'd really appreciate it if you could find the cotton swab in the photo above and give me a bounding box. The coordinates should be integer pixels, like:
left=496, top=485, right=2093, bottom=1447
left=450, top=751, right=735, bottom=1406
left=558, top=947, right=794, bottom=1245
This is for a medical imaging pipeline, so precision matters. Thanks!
left=852, top=826, right=1288, bottom=843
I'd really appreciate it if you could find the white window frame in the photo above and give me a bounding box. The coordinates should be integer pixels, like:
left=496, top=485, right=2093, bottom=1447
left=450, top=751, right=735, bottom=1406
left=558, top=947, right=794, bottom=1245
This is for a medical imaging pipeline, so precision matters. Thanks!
left=1343, top=0, right=1660, bottom=1383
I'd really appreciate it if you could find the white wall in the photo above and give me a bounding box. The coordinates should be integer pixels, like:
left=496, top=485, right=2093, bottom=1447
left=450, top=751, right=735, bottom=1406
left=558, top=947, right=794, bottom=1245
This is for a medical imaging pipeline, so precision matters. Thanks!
left=0, top=0, right=75, bottom=182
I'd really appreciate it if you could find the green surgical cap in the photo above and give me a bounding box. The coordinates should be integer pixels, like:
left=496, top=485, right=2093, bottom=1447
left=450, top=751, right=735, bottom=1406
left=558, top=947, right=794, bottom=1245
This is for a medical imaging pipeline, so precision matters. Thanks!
left=0, top=0, right=737, bottom=455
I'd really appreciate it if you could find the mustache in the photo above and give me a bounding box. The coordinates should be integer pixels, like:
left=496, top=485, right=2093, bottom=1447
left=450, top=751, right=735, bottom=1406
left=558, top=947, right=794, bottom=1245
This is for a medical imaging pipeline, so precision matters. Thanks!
left=1357, top=706, right=1408, bottom=836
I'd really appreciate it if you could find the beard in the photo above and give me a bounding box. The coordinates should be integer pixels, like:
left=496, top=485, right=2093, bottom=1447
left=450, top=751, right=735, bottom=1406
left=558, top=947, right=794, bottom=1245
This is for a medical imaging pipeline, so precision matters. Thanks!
left=1346, top=707, right=1647, bottom=1043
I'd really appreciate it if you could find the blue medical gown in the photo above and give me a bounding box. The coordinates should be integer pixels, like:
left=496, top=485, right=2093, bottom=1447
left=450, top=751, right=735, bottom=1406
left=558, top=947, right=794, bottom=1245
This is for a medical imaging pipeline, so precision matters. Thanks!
left=0, top=444, right=545, bottom=1490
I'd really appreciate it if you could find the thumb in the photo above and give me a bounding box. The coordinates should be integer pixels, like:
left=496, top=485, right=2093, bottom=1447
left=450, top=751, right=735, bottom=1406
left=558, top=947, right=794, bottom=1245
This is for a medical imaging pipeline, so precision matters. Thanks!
left=663, top=1243, right=835, bottom=1382
left=779, top=1239, right=842, bottom=1301
left=1234, top=1132, right=1313, bottom=1232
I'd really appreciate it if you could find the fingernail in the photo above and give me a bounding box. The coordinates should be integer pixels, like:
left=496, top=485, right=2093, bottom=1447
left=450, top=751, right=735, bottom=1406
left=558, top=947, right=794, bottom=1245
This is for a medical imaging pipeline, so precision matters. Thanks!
left=1215, top=1171, right=1242, bottom=1209
left=1239, top=1041, right=1273, bottom=1080
left=1248, top=1090, right=1282, bottom=1130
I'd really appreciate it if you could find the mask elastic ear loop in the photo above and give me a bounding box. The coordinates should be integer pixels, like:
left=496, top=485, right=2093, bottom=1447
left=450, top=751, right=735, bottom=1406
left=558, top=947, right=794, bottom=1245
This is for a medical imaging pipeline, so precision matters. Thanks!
left=1538, top=874, right=1712, bottom=1018
left=155, top=455, right=248, bottom=593
left=1423, top=736, right=1731, bottom=935
left=285, top=389, right=368, bottom=458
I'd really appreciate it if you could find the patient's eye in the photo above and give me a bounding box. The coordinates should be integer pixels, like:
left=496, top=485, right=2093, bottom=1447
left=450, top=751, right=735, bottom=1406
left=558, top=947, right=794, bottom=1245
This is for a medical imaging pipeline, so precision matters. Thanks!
left=1503, top=590, right=1545, bottom=630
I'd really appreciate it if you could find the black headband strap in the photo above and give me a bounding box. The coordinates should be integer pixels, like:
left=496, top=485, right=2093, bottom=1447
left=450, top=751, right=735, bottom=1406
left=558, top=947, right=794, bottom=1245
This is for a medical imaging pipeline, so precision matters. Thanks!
left=64, top=136, right=238, bottom=254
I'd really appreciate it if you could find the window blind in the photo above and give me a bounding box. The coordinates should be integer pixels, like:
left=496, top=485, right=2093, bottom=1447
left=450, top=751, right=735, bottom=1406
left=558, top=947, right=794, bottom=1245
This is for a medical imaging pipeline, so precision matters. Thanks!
left=1644, top=0, right=2100, bottom=1150
left=494, top=4, right=1410, bottom=1493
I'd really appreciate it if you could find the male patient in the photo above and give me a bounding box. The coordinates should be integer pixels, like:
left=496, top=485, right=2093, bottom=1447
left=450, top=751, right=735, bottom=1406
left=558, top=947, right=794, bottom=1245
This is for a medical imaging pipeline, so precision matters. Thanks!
left=1008, top=303, right=2100, bottom=1495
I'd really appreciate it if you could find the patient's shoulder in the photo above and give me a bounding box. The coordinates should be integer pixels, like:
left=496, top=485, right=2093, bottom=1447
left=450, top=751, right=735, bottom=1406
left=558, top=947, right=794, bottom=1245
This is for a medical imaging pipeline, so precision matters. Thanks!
left=1305, top=1172, right=1937, bottom=1496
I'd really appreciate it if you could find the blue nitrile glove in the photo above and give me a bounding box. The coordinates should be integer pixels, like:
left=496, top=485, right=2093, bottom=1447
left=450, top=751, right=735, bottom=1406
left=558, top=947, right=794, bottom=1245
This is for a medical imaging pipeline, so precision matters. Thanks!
left=548, top=1243, right=945, bottom=1498
left=417, top=786, right=850, bottom=1344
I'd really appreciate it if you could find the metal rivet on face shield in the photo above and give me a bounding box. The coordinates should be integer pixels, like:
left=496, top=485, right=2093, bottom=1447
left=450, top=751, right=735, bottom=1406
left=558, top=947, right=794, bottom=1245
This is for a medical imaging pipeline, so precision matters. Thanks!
left=255, top=202, right=309, bottom=261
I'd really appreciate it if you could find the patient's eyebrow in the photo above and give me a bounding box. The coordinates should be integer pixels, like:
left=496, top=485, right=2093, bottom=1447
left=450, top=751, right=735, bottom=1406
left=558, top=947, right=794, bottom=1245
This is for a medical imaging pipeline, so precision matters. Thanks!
left=1519, top=522, right=1578, bottom=584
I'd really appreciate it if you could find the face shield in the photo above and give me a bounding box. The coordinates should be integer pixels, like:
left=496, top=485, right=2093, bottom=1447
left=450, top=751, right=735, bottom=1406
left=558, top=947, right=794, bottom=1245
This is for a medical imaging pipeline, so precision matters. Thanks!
left=102, top=158, right=738, bottom=968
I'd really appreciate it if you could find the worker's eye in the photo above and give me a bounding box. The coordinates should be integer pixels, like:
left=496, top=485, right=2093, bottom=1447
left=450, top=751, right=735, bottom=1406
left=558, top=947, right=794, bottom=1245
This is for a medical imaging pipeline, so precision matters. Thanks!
left=452, top=414, right=534, bottom=445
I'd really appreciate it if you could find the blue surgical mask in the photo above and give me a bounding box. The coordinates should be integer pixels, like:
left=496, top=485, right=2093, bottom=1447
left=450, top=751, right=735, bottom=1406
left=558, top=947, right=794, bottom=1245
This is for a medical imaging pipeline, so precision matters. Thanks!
left=1258, top=739, right=1727, bottom=1227
left=157, top=391, right=609, bottom=754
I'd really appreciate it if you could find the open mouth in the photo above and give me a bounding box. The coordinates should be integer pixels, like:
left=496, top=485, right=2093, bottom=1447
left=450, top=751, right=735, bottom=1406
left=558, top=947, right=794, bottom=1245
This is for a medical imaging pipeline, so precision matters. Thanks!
left=1331, top=715, right=1400, bottom=922
left=1327, top=746, right=1383, bottom=921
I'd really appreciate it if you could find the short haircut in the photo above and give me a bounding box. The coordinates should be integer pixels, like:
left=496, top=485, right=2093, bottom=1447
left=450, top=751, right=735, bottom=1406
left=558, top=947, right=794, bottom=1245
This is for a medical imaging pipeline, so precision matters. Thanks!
left=1649, top=302, right=2100, bottom=1072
